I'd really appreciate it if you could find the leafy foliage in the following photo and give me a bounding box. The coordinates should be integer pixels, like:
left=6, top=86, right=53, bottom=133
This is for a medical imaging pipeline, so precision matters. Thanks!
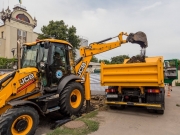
left=91, top=56, right=98, bottom=63
left=38, top=20, right=80, bottom=58
left=175, top=81, right=180, bottom=86
left=99, top=59, right=110, bottom=64
left=0, top=57, right=17, bottom=69
left=111, top=55, right=130, bottom=64
left=178, top=60, right=180, bottom=69
left=166, top=59, right=180, bottom=69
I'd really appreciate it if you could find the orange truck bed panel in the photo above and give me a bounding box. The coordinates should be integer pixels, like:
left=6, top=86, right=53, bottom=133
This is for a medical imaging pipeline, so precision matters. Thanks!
left=100, top=56, right=164, bottom=87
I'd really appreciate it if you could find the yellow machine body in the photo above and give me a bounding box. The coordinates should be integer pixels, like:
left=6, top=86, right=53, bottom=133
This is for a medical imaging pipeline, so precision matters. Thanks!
left=0, top=31, right=151, bottom=134
left=0, top=68, right=40, bottom=114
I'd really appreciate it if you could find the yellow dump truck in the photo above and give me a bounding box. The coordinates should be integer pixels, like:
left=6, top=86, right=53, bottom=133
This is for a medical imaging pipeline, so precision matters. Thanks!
left=101, top=56, right=165, bottom=114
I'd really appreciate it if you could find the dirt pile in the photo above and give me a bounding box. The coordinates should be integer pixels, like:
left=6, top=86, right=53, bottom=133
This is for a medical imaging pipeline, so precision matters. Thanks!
left=126, top=55, right=146, bottom=63
left=80, top=95, right=106, bottom=114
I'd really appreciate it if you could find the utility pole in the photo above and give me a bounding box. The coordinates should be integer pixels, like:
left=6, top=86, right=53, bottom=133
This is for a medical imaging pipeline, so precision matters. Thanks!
left=17, top=39, right=21, bottom=69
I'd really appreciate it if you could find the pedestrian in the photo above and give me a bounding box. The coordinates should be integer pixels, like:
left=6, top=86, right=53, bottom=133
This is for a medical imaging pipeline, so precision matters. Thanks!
left=169, top=83, right=172, bottom=91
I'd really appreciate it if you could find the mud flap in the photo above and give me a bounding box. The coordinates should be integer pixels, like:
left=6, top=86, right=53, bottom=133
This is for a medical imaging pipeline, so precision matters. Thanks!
left=146, top=88, right=165, bottom=110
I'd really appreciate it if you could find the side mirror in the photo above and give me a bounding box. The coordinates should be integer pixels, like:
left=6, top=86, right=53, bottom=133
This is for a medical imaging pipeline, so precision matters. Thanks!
left=44, top=41, right=50, bottom=49
left=12, top=61, right=18, bottom=70
left=11, top=49, right=15, bottom=57
left=13, top=65, right=17, bottom=70
left=40, top=61, right=45, bottom=68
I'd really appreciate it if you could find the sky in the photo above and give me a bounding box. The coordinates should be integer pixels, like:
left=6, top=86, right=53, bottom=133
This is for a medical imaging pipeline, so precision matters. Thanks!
left=0, top=0, right=180, bottom=60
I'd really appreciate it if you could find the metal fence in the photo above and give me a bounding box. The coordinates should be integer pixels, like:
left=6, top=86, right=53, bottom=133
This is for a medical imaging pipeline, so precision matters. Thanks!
left=90, top=73, right=107, bottom=91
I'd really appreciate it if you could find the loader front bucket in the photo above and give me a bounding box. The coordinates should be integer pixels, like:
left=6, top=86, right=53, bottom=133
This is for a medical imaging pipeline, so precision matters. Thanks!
left=126, top=31, right=148, bottom=48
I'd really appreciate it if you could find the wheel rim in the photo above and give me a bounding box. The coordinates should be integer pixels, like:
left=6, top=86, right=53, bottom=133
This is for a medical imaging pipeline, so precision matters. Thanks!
left=70, top=89, right=82, bottom=108
left=11, top=115, right=33, bottom=135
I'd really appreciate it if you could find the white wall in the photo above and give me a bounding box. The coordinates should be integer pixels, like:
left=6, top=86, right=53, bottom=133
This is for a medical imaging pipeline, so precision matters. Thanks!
left=0, top=38, right=5, bottom=57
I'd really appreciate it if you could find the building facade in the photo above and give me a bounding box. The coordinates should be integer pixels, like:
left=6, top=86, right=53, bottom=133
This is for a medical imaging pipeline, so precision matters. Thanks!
left=0, top=4, right=38, bottom=58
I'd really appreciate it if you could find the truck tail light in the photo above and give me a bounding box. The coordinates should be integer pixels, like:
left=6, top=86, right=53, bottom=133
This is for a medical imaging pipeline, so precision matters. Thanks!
left=105, top=89, right=116, bottom=93
left=147, top=89, right=160, bottom=93
left=125, top=96, right=129, bottom=99
left=105, top=89, right=110, bottom=93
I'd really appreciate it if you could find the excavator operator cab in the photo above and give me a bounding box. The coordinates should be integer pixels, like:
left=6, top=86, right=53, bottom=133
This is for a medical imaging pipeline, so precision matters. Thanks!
left=22, top=40, right=74, bottom=88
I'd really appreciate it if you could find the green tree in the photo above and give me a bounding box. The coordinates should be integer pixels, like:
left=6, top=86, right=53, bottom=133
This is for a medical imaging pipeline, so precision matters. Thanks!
left=0, top=57, right=17, bottom=69
left=111, top=55, right=130, bottom=64
left=165, top=59, right=180, bottom=69
left=91, top=56, right=98, bottom=63
left=38, top=20, right=80, bottom=58
left=99, top=59, right=110, bottom=64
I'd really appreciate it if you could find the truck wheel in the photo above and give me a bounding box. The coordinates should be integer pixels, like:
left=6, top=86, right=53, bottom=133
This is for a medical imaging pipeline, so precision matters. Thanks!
left=118, top=105, right=125, bottom=110
left=157, top=88, right=165, bottom=115
left=0, top=106, right=39, bottom=135
left=59, top=82, right=84, bottom=116
left=109, top=106, right=117, bottom=109
left=157, top=110, right=164, bottom=114
left=109, top=105, right=125, bottom=110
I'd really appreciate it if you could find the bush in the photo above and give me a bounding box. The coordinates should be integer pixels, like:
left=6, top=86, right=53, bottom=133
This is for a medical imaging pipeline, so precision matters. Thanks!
left=0, top=57, right=17, bottom=69
left=175, top=81, right=180, bottom=86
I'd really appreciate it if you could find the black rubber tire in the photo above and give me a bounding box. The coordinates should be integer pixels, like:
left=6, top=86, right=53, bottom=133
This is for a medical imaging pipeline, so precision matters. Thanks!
left=109, top=106, right=117, bottom=110
left=109, top=105, right=125, bottom=110
left=157, top=88, right=165, bottom=115
left=147, top=109, right=155, bottom=113
left=157, top=110, right=164, bottom=114
left=0, top=106, right=39, bottom=135
left=59, top=82, right=85, bottom=116
left=117, top=105, right=125, bottom=110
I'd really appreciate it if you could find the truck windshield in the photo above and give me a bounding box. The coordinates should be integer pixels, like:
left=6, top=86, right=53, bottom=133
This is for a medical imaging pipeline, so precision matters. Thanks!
left=21, top=43, right=48, bottom=68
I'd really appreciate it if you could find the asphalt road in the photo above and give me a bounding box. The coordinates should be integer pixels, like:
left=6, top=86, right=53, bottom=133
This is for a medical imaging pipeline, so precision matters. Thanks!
left=35, top=87, right=180, bottom=135
left=90, top=87, right=180, bottom=135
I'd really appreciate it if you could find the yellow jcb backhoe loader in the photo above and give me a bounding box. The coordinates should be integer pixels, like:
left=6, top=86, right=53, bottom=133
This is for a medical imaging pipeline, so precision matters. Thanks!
left=0, top=31, right=147, bottom=135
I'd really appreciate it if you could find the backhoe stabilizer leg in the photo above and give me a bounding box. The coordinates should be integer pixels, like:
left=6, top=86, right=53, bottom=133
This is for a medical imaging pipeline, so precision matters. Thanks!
left=84, top=72, right=91, bottom=112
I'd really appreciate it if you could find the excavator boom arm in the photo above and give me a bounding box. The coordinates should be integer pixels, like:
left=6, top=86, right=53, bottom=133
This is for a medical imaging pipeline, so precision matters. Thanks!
left=80, top=32, right=128, bottom=57
left=75, top=32, right=128, bottom=78
left=74, top=31, right=148, bottom=78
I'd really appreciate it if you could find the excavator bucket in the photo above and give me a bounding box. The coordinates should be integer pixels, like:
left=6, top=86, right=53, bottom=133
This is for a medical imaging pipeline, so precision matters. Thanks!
left=126, top=31, right=148, bottom=48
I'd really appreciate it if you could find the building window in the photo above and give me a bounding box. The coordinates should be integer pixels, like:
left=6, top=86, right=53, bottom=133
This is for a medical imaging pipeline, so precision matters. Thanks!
left=1, top=31, right=3, bottom=38
left=17, top=29, right=27, bottom=44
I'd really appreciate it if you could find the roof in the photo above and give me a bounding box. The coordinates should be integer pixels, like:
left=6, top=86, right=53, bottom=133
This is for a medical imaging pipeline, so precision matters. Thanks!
left=43, top=39, right=72, bottom=47
left=23, top=39, right=72, bottom=47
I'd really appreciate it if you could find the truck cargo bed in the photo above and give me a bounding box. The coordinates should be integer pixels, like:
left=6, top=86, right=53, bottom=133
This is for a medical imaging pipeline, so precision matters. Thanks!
left=101, top=56, right=164, bottom=87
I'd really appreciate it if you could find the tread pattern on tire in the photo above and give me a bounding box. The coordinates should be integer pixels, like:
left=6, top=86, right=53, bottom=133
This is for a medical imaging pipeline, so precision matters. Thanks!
left=0, top=106, right=39, bottom=135
left=59, top=82, right=84, bottom=116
